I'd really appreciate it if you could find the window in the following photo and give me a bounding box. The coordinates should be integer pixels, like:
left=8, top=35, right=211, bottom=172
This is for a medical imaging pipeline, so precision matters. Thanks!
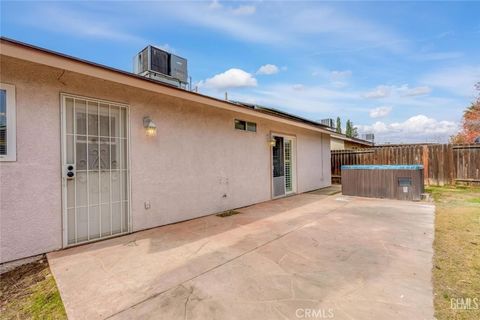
left=246, top=122, right=257, bottom=132
left=234, top=119, right=246, bottom=130
left=0, top=83, right=16, bottom=161
left=234, top=119, right=256, bottom=132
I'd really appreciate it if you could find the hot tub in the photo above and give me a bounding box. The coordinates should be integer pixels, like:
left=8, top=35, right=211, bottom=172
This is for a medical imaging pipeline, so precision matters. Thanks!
left=341, top=165, right=424, bottom=201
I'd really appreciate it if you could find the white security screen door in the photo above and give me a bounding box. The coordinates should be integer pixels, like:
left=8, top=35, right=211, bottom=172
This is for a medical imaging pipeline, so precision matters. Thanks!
left=61, top=94, right=129, bottom=246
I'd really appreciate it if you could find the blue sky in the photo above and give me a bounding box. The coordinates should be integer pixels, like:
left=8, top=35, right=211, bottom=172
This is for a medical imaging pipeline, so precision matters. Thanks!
left=1, top=1, right=479, bottom=143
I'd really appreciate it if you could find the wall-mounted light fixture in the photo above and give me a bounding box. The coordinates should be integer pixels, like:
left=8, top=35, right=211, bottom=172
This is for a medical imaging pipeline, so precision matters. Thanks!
left=143, top=116, right=157, bottom=137
left=268, top=135, right=276, bottom=147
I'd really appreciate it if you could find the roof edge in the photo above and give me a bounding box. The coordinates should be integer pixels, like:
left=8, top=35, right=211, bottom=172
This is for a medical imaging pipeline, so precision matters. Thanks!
left=0, top=37, right=332, bottom=136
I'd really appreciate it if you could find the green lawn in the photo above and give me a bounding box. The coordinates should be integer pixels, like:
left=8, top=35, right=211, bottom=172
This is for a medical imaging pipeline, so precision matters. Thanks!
left=427, top=185, right=480, bottom=320
left=0, top=259, right=66, bottom=320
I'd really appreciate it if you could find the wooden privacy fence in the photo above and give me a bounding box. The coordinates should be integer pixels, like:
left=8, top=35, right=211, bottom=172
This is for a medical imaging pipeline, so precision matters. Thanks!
left=331, top=144, right=480, bottom=186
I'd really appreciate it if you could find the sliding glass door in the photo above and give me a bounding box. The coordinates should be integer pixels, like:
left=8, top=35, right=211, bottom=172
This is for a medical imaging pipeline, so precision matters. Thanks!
left=272, top=134, right=296, bottom=198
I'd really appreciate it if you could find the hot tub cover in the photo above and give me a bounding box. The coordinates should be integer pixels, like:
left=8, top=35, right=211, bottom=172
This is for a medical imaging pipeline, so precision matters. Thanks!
left=341, top=165, right=424, bottom=170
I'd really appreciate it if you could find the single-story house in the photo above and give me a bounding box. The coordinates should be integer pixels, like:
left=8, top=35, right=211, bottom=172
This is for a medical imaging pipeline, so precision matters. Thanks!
left=330, top=132, right=374, bottom=150
left=0, top=37, right=332, bottom=264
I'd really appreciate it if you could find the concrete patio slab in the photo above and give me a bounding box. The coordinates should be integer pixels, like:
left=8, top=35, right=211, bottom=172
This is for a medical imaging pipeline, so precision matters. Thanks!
left=48, top=192, right=434, bottom=320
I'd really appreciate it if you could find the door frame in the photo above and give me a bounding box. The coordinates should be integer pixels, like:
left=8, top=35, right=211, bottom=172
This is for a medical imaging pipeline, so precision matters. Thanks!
left=270, top=132, right=297, bottom=199
left=60, top=93, right=132, bottom=248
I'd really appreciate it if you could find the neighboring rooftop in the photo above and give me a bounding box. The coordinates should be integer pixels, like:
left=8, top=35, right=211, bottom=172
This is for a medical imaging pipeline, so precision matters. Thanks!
left=330, top=132, right=375, bottom=147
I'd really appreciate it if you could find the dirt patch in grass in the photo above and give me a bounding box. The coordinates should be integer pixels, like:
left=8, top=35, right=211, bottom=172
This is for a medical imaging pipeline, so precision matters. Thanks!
left=0, top=259, right=66, bottom=320
left=427, top=185, right=480, bottom=320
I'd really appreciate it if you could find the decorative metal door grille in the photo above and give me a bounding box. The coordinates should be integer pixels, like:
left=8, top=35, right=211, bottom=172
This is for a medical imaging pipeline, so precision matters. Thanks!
left=62, top=95, right=129, bottom=246
left=284, top=140, right=292, bottom=193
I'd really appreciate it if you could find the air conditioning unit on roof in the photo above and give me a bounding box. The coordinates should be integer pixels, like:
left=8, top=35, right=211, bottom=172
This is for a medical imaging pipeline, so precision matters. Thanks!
left=320, top=118, right=335, bottom=129
left=363, top=133, right=375, bottom=142
left=133, top=45, right=188, bottom=88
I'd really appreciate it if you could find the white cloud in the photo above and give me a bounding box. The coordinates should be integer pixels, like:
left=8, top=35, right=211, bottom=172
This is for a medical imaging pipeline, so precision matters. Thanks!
left=358, top=115, right=458, bottom=143
left=364, top=84, right=431, bottom=99
left=412, top=51, right=464, bottom=61
left=231, top=5, right=256, bottom=15
left=158, top=2, right=283, bottom=45
left=256, top=64, right=280, bottom=75
left=312, top=68, right=352, bottom=79
left=291, top=7, right=407, bottom=53
left=199, top=68, right=257, bottom=90
left=225, top=83, right=360, bottom=114
left=209, top=1, right=256, bottom=15
left=329, top=70, right=352, bottom=88
left=331, top=81, right=348, bottom=88
left=364, top=85, right=392, bottom=99
left=421, top=65, right=480, bottom=97
left=369, top=106, right=392, bottom=118
left=311, top=69, right=352, bottom=87
left=149, top=2, right=405, bottom=50
left=330, top=70, right=352, bottom=80
left=22, top=5, right=146, bottom=44
left=399, top=85, right=431, bottom=97
left=209, top=0, right=222, bottom=10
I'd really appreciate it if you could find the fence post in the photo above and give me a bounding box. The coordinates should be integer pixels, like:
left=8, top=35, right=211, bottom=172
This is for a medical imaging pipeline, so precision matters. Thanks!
left=447, top=144, right=454, bottom=185
left=422, top=145, right=429, bottom=186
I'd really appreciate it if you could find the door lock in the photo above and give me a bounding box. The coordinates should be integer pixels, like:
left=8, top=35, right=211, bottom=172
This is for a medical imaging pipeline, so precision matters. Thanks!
left=66, top=164, right=75, bottom=179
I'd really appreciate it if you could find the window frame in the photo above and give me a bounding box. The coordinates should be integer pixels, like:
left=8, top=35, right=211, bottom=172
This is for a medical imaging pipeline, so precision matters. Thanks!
left=234, top=119, right=257, bottom=133
left=234, top=119, right=246, bottom=131
left=246, top=121, right=257, bottom=132
left=0, top=83, right=16, bottom=161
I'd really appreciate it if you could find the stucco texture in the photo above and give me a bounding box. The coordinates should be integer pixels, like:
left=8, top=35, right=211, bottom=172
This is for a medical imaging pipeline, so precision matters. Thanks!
left=0, top=56, right=330, bottom=263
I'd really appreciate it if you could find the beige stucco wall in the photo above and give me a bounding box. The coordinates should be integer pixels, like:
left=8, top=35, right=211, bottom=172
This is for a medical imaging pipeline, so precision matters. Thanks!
left=0, top=56, right=330, bottom=263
